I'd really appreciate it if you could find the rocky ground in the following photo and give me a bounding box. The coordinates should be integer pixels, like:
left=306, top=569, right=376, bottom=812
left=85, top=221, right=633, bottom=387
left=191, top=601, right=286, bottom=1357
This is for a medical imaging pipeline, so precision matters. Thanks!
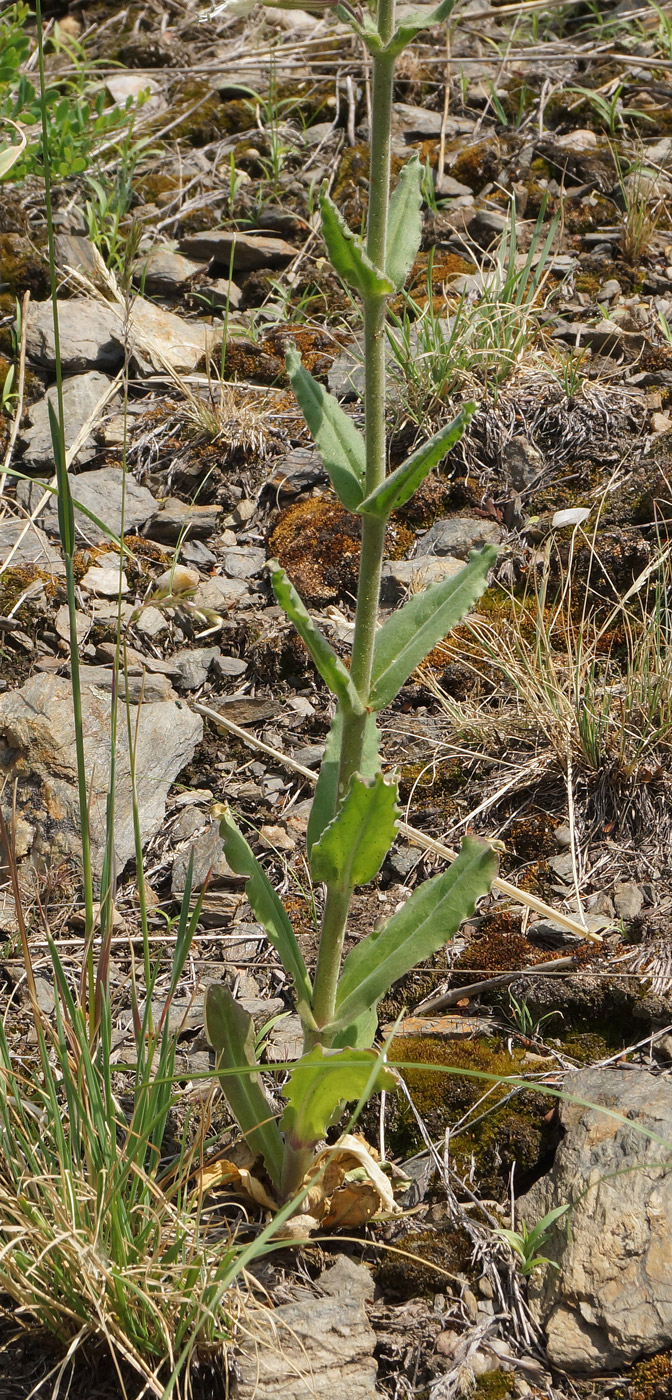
left=3, top=0, right=672, bottom=1396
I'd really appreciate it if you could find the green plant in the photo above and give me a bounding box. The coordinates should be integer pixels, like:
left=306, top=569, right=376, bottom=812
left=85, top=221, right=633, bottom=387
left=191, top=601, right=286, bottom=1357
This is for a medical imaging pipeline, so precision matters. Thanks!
left=566, top=83, right=653, bottom=137
left=0, top=1, right=147, bottom=180
left=203, top=0, right=499, bottom=1208
left=507, top=991, right=562, bottom=1041
left=495, top=1202, right=570, bottom=1275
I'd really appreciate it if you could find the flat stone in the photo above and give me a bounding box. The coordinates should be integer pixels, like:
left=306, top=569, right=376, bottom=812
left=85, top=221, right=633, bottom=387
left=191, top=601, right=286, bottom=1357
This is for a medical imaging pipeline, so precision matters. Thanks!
left=521, top=1067, right=672, bottom=1372
left=613, top=880, right=644, bottom=921
left=53, top=233, right=101, bottom=278
left=134, top=605, right=169, bottom=638
left=0, top=520, right=64, bottom=577
left=18, top=466, right=157, bottom=545
left=18, top=371, right=116, bottom=473
left=198, top=277, right=244, bottom=310
left=419, top=517, right=500, bottom=559
left=213, top=653, right=247, bottom=678
left=179, top=229, right=296, bottom=271
left=132, top=246, right=207, bottom=295
left=192, top=576, right=250, bottom=611
left=262, top=448, right=328, bottom=501
left=502, top=435, right=544, bottom=490
left=0, top=673, right=202, bottom=884
left=221, top=545, right=266, bottom=579
left=73, top=664, right=174, bottom=703
left=171, top=817, right=239, bottom=893
left=145, top=497, right=223, bottom=542
left=127, top=296, right=214, bottom=374
left=380, top=554, right=464, bottom=604
left=171, top=646, right=221, bottom=692
left=80, top=565, right=129, bottom=596
left=26, top=298, right=123, bottom=373
left=235, top=1255, right=378, bottom=1400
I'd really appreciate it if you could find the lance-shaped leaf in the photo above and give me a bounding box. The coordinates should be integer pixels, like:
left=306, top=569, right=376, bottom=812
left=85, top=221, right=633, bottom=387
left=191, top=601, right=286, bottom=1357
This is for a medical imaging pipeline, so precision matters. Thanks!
left=280, top=1045, right=397, bottom=1149
left=385, top=0, right=460, bottom=55
left=358, top=403, right=476, bottom=519
left=219, top=806, right=313, bottom=1019
left=386, top=155, right=423, bottom=291
left=320, top=191, right=395, bottom=299
left=269, top=562, right=364, bottom=716
left=331, top=836, right=498, bottom=1032
left=311, top=772, right=399, bottom=889
left=370, top=544, right=497, bottom=710
left=205, top=983, right=284, bottom=1189
left=285, top=344, right=365, bottom=511
left=307, top=709, right=381, bottom=858
left=331, top=1004, right=379, bottom=1051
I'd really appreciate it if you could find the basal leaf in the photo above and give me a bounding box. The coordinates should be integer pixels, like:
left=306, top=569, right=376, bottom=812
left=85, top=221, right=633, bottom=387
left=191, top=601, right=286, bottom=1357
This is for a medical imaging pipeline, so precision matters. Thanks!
left=269, top=562, right=364, bottom=715
left=307, top=709, right=381, bottom=858
left=311, top=772, right=399, bottom=889
left=370, top=544, right=497, bottom=709
left=320, top=191, right=395, bottom=299
left=386, top=155, right=423, bottom=291
left=358, top=403, right=476, bottom=519
left=280, top=1045, right=397, bottom=1149
left=205, top=983, right=284, bottom=1188
left=218, top=806, right=313, bottom=1019
left=285, top=344, right=365, bottom=511
left=332, top=835, right=498, bottom=1031
left=385, top=0, right=460, bottom=54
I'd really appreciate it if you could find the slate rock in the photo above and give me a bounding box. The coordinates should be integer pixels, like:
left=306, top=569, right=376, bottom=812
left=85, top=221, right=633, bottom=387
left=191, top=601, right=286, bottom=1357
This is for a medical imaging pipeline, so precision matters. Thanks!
left=52, top=233, right=101, bottom=278
left=502, top=435, right=544, bottom=490
left=18, top=371, right=116, bottom=472
left=235, top=1255, right=378, bottom=1400
left=613, top=880, right=644, bottom=921
left=0, top=673, right=202, bottom=885
left=192, top=576, right=250, bottom=611
left=171, top=646, right=221, bottom=692
left=221, top=545, right=266, bottom=579
left=71, top=665, right=174, bottom=704
left=145, top=497, right=223, bottom=542
left=262, top=446, right=328, bottom=499
left=26, top=298, right=124, bottom=373
left=197, top=276, right=244, bottom=310
left=380, top=554, right=464, bottom=604
left=132, top=246, right=207, bottom=295
left=0, top=519, right=64, bottom=577
left=18, top=466, right=157, bottom=545
left=127, top=296, right=214, bottom=374
left=520, top=1067, right=672, bottom=1372
left=179, top=229, right=296, bottom=271
left=420, top=517, right=500, bottom=559
left=171, top=817, right=238, bottom=893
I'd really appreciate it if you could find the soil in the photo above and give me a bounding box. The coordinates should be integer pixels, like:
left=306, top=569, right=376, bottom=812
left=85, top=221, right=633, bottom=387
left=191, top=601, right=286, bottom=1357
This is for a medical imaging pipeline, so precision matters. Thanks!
left=3, top=0, right=672, bottom=1398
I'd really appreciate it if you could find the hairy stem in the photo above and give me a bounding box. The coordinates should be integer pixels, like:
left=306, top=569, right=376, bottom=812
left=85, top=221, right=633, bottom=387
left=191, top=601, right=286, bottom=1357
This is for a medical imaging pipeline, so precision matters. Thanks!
left=310, top=4, right=396, bottom=1037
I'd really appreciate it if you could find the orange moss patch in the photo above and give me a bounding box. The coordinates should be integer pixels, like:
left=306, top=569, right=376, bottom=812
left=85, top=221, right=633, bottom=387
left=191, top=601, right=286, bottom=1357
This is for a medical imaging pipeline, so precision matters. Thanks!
left=268, top=498, right=361, bottom=605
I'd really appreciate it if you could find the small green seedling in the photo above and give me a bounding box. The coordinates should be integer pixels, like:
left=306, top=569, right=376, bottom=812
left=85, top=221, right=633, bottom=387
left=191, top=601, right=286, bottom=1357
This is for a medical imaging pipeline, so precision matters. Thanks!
left=204, top=0, right=499, bottom=1205
left=495, top=1203, right=571, bottom=1275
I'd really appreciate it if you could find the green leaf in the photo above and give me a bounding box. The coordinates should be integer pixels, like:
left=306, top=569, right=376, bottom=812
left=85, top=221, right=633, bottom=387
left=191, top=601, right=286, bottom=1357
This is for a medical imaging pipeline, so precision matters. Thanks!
left=280, top=1045, right=397, bottom=1149
left=386, top=155, right=423, bottom=291
left=285, top=344, right=365, bottom=511
left=370, top=544, right=497, bottom=710
left=331, top=1004, right=380, bottom=1050
left=269, top=561, right=364, bottom=715
left=311, top=772, right=399, bottom=888
left=332, top=836, right=498, bottom=1032
left=320, top=190, right=394, bottom=299
left=219, top=806, right=313, bottom=1020
left=385, top=0, right=460, bottom=55
left=205, top=983, right=284, bottom=1188
left=358, top=404, right=476, bottom=519
left=307, top=709, right=381, bottom=858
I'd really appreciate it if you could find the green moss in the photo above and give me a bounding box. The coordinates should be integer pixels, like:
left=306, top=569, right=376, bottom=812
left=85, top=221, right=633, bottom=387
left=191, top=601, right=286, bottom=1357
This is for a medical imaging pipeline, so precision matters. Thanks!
left=472, top=1374, right=514, bottom=1399
left=0, top=566, right=55, bottom=621
left=373, top=1226, right=473, bottom=1299
left=387, top=1035, right=550, bottom=1191
left=0, top=234, right=49, bottom=300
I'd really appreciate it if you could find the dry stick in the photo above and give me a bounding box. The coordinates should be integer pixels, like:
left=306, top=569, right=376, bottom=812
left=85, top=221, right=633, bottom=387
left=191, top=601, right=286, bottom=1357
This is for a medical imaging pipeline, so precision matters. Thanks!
left=436, top=26, right=452, bottom=196
left=193, top=700, right=602, bottom=942
left=0, top=289, right=30, bottom=500
left=413, top=955, right=581, bottom=1016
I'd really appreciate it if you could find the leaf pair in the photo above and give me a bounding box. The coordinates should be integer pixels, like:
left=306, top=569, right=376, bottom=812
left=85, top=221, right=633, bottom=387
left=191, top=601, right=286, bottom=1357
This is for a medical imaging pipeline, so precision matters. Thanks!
left=319, top=157, right=421, bottom=302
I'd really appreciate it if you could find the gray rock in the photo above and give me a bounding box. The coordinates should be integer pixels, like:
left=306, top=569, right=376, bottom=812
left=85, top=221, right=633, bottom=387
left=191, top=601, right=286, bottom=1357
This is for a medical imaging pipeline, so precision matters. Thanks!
left=197, top=277, right=244, bottom=310
left=380, top=554, right=464, bottom=604
left=145, top=497, right=223, bottom=542
left=222, top=545, right=266, bottom=579
left=73, top=665, right=174, bottom=704
left=18, top=371, right=116, bottom=472
left=179, top=229, right=296, bottom=271
left=53, top=234, right=100, bottom=278
left=192, top=576, right=250, bottom=611
left=171, top=646, right=220, bottom=692
left=613, top=880, right=644, bottom=922
left=262, top=447, right=328, bottom=500
left=132, top=246, right=207, bottom=295
left=548, top=852, right=575, bottom=881
left=520, top=1067, right=672, bottom=1372
left=0, top=673, right=202, bottom=885
left=213, top=654, right=247, bottom=679
left=235, top=1255, right=378, bottom=1400
left=171, top=817, right=238, bottom=893
left=597, top=278, right=621, bottom=303
left=502, top=436, right=543, bottom=490
left=0, top=519, right=64, bottom=577
left=420, top=517, right=500, bottom=559
left=17, top=466, right=157, bottom=545
left=26, top=298, right=123, bottom=373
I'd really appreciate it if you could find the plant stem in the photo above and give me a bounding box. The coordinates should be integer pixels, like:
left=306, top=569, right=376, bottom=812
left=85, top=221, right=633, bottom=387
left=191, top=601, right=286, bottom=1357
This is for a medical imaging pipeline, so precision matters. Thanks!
left=310, top=3, right=396, bottom=1036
